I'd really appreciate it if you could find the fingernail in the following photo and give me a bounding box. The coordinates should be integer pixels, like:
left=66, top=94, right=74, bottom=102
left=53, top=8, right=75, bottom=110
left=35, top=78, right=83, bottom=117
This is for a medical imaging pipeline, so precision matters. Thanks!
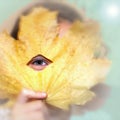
left=22, top=89, right=35, bottom=95
left=22, top=89, right=29, bottom=94
left=41, top=92, right=47, bottom=97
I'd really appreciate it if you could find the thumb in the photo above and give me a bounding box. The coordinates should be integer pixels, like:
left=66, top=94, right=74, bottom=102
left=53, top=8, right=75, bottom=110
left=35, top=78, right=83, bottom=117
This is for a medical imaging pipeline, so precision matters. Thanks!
left=16, top=89, right=47, bottom=104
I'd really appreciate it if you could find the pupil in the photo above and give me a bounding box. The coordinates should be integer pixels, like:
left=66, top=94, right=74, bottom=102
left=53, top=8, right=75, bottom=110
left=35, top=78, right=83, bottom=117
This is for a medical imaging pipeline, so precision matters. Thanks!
left=32, top=60, right=45, bottom=65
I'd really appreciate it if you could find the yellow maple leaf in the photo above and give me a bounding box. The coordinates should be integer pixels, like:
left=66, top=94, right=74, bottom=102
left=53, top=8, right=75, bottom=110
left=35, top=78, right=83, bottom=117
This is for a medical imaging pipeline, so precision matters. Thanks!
left=0, top=7, right=110, bottom=110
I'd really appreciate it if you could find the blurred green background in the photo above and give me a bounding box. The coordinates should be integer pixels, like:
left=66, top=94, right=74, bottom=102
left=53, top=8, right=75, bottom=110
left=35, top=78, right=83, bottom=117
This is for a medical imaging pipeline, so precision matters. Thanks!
left=0, top=0, right=120, bottom=120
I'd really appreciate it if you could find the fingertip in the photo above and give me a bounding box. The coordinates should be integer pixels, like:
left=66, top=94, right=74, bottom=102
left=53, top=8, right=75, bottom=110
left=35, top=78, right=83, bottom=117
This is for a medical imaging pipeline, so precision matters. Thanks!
left=22, top=89, right=47, bottom=99
left=41, top=92, right=47, bottom=98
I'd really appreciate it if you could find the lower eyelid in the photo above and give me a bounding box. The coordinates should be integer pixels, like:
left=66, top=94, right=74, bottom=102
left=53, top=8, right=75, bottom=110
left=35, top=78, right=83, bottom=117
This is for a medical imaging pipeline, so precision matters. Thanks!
left=29, top=64, right=46, bottom=71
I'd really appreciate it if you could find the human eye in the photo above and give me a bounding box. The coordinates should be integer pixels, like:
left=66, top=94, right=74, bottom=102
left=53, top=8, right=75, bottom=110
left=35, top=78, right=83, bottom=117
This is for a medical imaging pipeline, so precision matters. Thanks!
left=27, top=54, right=52, bottom=71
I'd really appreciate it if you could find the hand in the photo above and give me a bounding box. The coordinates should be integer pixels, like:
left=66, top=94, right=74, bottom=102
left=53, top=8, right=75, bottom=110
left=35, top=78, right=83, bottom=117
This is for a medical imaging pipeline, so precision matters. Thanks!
left=11, top=89, right=48, bottom=120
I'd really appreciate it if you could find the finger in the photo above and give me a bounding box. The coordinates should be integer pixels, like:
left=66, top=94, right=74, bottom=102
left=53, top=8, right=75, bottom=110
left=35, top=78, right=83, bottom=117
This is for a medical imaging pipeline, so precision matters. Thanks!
left=28, top=111, right=45, bottom=120
left=16, top=89, right=47, bottom=104
left=23, top=100, right=45, bottom=112
left=12, top=101, right=45, bottom=116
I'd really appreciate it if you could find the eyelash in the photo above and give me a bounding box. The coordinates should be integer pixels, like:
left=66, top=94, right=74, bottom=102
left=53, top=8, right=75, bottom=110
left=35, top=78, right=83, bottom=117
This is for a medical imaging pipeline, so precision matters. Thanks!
left=31, top=59, right=48, bottom=66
